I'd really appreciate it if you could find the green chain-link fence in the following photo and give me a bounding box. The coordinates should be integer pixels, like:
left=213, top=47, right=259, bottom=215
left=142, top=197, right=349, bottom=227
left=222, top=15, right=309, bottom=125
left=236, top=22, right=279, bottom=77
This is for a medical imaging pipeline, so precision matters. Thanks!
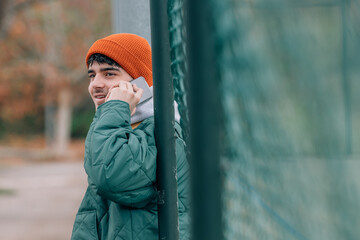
left=169, top=0, right=360, bottom=239
left=168, top=0, right=189, bottom=146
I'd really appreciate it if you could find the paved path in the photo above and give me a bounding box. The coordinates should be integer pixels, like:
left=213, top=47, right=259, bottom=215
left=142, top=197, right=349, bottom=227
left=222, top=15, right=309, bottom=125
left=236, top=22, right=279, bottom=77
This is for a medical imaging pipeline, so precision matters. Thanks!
left=0, top=161, right=87, bottom=240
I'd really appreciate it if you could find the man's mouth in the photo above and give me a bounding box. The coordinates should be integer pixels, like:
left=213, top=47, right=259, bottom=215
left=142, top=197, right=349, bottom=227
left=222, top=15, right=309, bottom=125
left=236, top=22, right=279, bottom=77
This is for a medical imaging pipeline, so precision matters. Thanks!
left=93, top=93, right=107, bottom=105
left=94, top=95, right=106, bottom=99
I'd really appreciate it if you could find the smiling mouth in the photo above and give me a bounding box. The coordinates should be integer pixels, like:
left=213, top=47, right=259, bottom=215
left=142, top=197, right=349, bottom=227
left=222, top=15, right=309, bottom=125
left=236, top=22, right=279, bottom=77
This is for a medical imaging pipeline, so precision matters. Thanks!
left=94, top=95, right=106, bottom=99
left=93, top=94, right=107, bottom=106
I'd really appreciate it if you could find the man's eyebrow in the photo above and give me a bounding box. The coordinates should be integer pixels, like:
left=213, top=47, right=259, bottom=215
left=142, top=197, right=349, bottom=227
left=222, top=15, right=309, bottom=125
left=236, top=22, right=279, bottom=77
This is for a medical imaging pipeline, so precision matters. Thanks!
left=100, top=67, right=121, bottom=72
left=87, top=67, right=121, bottom=74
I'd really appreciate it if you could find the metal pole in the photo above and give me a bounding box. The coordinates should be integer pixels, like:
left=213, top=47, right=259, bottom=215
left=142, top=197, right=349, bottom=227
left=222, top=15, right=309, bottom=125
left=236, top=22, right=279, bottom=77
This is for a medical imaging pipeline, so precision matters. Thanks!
left=341, top=0, right=352, bottom=154
left=150, top=1, right=179, bottom=240
left=111, top=0, right=151, bottom=43
left=185, top=0, right=223, bottom=240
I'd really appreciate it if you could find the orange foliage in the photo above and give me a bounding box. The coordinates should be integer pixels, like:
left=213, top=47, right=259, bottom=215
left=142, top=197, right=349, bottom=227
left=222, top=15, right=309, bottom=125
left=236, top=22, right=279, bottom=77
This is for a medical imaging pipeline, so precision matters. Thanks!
left=0, top=0, right=111, bottom=123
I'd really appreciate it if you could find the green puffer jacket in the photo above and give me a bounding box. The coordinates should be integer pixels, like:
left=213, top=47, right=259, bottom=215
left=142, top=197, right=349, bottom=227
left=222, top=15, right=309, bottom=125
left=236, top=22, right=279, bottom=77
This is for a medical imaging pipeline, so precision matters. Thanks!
left=71, top=100, right=190, bottom=240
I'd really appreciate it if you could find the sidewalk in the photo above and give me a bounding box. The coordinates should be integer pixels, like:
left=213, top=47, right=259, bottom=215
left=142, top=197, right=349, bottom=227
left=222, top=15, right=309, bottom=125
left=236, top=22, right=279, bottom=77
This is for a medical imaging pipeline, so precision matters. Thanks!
left=0, top=161, right=87, bottom=240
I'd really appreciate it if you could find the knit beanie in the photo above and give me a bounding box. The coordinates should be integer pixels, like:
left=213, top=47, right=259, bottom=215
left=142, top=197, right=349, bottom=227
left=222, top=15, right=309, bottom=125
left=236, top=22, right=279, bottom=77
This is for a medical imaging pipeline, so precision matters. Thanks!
left=86, top=33, right=153, bottom=86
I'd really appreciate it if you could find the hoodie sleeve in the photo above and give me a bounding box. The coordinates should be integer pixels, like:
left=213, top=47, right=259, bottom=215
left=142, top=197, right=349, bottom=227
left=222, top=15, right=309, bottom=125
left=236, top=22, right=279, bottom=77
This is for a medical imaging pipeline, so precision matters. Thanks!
left=84, top=100, right=157, bottom=208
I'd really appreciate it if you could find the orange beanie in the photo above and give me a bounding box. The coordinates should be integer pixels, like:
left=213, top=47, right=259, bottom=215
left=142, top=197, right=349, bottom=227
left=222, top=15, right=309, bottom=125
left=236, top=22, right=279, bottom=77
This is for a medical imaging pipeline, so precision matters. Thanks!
left=86, top=33, right=153, bottom=86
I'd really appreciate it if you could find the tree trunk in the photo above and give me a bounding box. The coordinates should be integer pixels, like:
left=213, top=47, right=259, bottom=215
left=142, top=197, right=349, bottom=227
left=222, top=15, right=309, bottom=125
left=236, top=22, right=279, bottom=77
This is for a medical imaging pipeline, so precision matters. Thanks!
left=54, top=88, right=72, bottom=157
left=0, top=0, right=9, bottom=27
left=43, top=1, right=72, bottom=157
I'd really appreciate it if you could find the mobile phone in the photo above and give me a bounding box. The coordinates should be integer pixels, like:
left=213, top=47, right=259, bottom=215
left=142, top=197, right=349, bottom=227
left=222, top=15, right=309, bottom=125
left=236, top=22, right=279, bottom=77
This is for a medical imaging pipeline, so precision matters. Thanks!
left=131, top=76, right=153, bottom=104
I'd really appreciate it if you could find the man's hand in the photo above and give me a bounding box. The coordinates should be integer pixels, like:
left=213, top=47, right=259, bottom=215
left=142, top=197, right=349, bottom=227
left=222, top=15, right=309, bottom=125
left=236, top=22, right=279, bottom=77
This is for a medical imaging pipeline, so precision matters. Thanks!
left=105, top=81, right=144, bottom=115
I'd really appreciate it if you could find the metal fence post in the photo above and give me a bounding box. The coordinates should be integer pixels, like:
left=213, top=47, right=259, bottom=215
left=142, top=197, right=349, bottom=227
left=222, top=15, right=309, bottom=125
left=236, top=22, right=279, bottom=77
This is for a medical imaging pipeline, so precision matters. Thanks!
left=150, top=1, right=179, bottom=239
left=185, top=0, right=224, bottom=239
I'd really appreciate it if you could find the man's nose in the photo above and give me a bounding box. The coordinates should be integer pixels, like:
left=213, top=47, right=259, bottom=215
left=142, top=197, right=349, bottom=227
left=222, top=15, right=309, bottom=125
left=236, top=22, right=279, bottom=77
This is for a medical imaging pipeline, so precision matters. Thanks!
left=91, top=76, right=105, bottom=88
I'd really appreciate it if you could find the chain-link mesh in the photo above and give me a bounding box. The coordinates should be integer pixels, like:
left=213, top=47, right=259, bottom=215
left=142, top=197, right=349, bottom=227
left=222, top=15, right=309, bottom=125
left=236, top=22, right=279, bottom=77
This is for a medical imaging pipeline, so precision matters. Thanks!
left=168, top=0, right=189, bottom=145
left=211, top=0, right=360, bottom=239
left=168, top=0, right=360, bottom=239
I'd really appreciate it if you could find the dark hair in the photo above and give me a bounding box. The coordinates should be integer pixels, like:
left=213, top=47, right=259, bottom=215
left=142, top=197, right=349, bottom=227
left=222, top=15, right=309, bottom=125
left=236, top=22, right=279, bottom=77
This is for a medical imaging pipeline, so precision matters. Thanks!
left=87, top=53, right=121, bottom=68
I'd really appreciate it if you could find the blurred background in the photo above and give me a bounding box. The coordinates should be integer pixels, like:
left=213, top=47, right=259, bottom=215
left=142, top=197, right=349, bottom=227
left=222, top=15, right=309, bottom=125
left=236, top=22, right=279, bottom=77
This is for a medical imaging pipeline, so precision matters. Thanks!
left=2, top=0, right=360, bottom=239
left=0, top=0, right=150, bottom=239
left=0, top=0, right=111, bottom=159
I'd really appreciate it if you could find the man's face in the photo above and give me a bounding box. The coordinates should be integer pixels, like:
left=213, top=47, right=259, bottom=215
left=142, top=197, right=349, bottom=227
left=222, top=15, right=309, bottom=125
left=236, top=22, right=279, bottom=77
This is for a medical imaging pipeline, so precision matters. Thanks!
left=88, top=62, right=133, bottom=109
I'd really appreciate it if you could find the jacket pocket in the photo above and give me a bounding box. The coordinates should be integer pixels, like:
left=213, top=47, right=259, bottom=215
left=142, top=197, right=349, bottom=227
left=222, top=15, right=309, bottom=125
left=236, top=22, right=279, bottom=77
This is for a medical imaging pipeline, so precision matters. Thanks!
left=72, top=210, right=99, bottom=240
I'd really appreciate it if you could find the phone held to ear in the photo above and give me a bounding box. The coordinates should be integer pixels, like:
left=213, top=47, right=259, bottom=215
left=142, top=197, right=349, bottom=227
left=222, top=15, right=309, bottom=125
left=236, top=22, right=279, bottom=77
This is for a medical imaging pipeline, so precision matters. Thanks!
left=131, top=76, right=153, bottom=104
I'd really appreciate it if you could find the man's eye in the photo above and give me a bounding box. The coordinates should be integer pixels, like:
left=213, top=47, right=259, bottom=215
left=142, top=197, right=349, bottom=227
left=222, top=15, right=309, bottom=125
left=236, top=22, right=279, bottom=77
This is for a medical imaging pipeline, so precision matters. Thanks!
left=88, top=74, right=95, bottom=80
left=106, top=72, right=115, bottom=77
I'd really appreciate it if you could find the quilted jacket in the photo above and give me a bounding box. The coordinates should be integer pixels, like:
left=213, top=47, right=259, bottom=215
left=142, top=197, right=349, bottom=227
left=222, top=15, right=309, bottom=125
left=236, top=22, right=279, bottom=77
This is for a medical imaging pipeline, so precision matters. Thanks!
left=71, top=100, right=190, bottom=240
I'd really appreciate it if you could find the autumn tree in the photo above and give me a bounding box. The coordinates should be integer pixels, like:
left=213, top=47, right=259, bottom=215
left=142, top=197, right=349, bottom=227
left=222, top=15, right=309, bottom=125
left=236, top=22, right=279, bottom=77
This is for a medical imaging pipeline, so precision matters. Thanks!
left=0, top=0, right=111, bottom=156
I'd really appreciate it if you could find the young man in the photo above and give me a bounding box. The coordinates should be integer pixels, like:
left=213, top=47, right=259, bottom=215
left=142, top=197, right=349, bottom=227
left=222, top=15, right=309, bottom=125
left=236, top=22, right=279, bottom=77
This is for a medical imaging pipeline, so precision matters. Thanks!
left=71, top=33, right=190, bottom=239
